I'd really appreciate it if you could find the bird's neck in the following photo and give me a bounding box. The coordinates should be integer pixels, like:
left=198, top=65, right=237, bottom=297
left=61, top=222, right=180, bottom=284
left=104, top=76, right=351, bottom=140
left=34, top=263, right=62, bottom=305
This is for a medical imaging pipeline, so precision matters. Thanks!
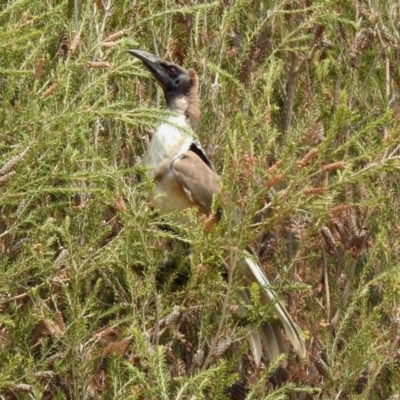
left=165, top=96, right=199, bottom=130
left=165, top=68, right=200, bottom=130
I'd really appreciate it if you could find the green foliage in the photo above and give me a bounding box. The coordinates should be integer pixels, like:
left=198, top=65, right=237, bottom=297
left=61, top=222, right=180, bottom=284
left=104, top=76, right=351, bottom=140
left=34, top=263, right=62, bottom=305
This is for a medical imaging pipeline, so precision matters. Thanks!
left=1, top=0, right=400, bottom=398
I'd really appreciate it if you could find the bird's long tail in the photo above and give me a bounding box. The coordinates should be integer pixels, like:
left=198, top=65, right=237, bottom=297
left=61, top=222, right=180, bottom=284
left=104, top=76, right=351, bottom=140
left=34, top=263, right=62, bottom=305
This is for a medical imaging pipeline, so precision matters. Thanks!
left=235, top=254, right=306, bottom=366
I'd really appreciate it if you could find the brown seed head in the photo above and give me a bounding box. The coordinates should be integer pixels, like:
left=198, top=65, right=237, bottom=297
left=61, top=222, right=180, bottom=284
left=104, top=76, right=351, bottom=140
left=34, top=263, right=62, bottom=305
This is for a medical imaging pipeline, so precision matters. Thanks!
left=212, top=338, right=232, bottom=357
left=159, top=306, right=180, bottom=327
left=35, top=371, right=56, bottom=379
left=55, top=310, right=65, bottom=332
left=101, top=41, right=117, bottom=48
left=298, top=148, right=318, bottom=168
left=355, top=28, right=375, bottom=52
left=105, top=29, right=129, bottom=42
left=94, top=325, right=120, bottom=343
left=304, top=187, right=326, bottom=196
left=69, top=32, right=80, bottom=54
left=192, top=348, right=204, bottom=367
left=35, top=57, right=45, bottom=78
left=305, top=122, right=325, bottom=144
left=43, top=319, right=63, bottom=337
left=266, top=173, right=285, bottom=189
left=42, top=83, right=58, bottom=98
left=337, top=273, right=347, bottom=289
left=322, top=162, right=346, bottom=172
left=314, top=357, right=329, bottom=377
left=320, top=226, right=336, bottom=252
left=266, top=160, right=282, bottom=174
left=0, top=148, right=29, bottom=176
left=329, top=203, right=351, bottom=218
left=114, top=196, right=126, bottom=211
left=10, top=384, right=34, bottom=394
left=87, top=61, right=110, bottom=68
left=104, top=337, right=132, bottom=357
left=0, top=171, right=15, bottom=186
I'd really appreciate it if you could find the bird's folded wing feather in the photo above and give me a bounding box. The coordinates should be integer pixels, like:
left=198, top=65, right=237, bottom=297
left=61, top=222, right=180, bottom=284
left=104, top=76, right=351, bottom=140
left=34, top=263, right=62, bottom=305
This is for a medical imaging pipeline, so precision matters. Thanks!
left=172, top=150, right=220, bottom=214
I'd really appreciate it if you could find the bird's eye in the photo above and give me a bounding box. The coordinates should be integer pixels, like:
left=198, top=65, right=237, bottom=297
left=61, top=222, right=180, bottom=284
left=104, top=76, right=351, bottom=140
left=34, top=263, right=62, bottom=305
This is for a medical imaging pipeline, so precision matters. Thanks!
left=168, top=67, right=178, bottom=77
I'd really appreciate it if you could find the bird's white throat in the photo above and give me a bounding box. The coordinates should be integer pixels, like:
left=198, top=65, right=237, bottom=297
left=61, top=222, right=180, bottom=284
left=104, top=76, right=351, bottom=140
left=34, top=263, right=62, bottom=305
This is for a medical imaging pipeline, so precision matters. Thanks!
left=141, top=114, right=193, bottom=178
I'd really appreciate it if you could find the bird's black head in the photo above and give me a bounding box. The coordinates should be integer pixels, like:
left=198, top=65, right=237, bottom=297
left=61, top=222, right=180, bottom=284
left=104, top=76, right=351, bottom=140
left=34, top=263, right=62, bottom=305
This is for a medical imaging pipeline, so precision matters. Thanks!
left=128, top=49, right=200, bottom=127
left=127, top=49, right=192, bottom=99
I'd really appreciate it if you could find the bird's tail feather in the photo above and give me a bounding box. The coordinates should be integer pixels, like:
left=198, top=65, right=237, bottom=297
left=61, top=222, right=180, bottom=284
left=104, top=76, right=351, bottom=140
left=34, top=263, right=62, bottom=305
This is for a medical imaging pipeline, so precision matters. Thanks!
left=236, top=254, right=306, bottom=365
left=238, top=289, right=287, bottom=366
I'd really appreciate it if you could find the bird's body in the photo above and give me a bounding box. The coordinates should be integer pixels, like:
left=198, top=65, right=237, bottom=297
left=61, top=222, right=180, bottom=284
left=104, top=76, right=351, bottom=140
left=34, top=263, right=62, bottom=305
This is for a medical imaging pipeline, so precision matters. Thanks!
left=142, top=113, right=220, bottom=215
left=128, top=49, right=306, bottom=365
left=142, top=115, right=195, bottom=212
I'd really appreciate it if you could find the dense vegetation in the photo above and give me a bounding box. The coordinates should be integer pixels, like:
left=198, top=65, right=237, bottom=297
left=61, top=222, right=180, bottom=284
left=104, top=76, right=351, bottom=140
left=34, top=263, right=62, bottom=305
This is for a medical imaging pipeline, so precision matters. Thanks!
left=1, top=0, right=400, bottom=398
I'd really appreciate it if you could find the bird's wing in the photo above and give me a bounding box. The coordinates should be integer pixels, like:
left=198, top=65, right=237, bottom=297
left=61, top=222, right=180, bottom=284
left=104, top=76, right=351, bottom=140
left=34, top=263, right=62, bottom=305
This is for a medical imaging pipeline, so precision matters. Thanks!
left=172, top=149, right=220, bottom=214
left=239, top=255, right=306, bottom=360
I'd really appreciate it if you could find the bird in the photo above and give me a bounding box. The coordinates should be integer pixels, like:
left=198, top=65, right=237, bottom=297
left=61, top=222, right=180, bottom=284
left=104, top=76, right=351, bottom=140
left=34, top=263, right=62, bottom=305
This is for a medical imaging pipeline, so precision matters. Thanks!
left=127, top=49, right=306, bottom=366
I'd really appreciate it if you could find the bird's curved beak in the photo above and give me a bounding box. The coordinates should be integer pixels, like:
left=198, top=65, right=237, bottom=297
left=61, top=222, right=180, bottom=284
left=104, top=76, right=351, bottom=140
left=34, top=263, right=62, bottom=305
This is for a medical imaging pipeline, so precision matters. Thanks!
left=127, top=49, right=169, bottom=87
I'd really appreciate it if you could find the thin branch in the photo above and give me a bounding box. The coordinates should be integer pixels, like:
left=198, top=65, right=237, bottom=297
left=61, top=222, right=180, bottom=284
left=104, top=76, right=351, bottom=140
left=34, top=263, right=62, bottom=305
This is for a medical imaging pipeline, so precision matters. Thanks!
left=284, top=51, right=299, bottom=132
left=201, top=250, right=236, bottom=370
